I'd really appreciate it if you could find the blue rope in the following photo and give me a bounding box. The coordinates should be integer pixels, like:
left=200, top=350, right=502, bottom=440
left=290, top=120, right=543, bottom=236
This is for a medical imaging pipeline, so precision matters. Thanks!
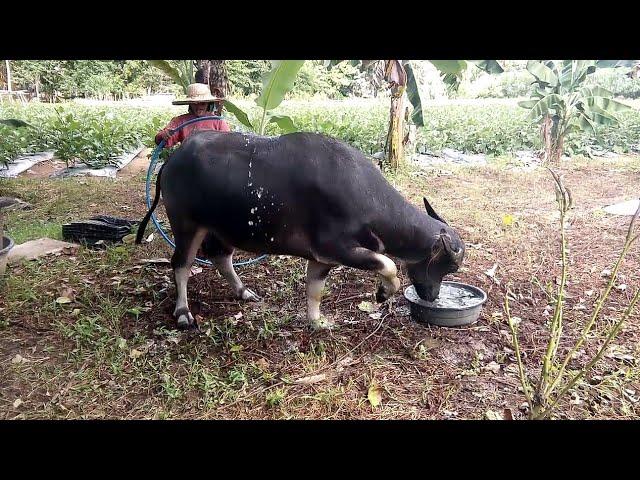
left=145, top=115, right=268, bottom=267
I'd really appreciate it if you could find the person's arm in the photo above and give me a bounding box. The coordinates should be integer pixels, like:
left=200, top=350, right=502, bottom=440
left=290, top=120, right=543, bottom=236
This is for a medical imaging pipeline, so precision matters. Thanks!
left=155, top=129, right=169, bottom=145
left=155, top=117, right=179, bottom=145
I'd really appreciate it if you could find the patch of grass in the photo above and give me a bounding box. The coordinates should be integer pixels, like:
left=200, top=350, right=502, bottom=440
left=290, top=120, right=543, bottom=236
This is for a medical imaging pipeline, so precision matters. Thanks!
left=55, top=314, right=111, bottom=350
left=161, top=372, right=183, bottom=400
left=227, top=366, right=248, bottom=388
left=2, top=153, right=639, bottom=420
left=5, top=220, right=62, bottom=244
left=266, top=388, right=287, bottom=408
left=305, top=385, right=346, bottom=409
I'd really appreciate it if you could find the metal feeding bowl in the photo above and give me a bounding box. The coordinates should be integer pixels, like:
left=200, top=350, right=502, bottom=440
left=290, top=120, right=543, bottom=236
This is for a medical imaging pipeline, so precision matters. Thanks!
left=404, top=281, right=487, bottom=327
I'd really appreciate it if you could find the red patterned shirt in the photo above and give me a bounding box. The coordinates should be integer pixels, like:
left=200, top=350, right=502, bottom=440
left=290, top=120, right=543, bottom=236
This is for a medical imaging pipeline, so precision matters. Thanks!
left=155, top=113, right=231, bottom=147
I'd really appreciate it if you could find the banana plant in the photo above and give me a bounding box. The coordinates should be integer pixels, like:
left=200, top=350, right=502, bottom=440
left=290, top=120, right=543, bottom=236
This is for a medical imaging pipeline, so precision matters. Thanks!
left=518, top=60, right=632, bottom=164
left=325, top=60, right=504, bottom=169
left=147, top=60, right=195, bottom=94
left=223, top=60, right=304, bottom=135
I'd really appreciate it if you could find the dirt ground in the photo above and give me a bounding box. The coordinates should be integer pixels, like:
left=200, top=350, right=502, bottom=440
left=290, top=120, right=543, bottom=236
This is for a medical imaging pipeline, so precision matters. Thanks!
left=15, top=148, right=151, bottom=180
left=1, top=156, right=639, bottom=419
left=117, top=149, right=152, bottom=179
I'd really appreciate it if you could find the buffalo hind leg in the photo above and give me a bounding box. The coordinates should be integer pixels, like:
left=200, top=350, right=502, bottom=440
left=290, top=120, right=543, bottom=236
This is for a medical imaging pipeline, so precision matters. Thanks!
left=306, top=260, right=333, bottom=329
left=201, top=233, right=260, bottom=301
left=213, top=254, right=261, bottom=301
left=337, top=247, right=401, bottom=303
left=171, top=226, right=208, bottom=330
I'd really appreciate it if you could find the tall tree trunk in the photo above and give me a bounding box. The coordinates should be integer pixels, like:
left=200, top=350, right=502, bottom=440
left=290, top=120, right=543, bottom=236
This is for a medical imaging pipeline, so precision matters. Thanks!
left=5, top=60, right=12, bottom=92
left=196, top=60, right=228, bottom=115
left=195, top=60, right=211, bottom=85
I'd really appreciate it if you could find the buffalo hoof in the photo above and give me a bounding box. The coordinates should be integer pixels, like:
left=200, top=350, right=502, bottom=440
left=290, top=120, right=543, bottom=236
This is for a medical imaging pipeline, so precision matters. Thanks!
left=174, top=307, right=197, bottom=330
left=240, top=287, right=261, bottom=302
left=376, top=285, right=393, bottom=303
left=376, top=278, right=400, bottom=303
left=309, top=314, right=336, bottom=330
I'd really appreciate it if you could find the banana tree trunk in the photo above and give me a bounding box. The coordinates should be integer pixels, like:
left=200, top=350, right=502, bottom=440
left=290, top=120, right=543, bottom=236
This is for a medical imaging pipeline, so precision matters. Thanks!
left=541, top=114, right=564, bottom=165
left=386, top=84, right=406, bottom=170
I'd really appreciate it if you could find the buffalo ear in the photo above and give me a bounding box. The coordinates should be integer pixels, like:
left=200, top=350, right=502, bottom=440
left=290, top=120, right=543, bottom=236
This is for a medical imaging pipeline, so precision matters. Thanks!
left=423, top=197, right=448, bottom=225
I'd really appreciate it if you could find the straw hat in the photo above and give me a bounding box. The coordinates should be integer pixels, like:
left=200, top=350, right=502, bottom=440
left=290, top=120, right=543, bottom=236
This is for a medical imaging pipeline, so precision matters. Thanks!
left=172, top=83, right=224, bottom=105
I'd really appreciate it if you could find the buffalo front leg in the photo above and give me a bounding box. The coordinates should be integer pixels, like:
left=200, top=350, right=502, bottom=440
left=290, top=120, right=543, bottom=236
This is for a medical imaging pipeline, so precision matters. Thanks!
left=306, top=260, right=333, bottom=329
left=171, top=227, right=208, bottom=330
left=337, top=247, right=401, bottom=303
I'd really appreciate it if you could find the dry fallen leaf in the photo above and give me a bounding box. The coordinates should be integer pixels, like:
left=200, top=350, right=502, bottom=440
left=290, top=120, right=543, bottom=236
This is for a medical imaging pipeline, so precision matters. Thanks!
left=484, top=361, right=501, bottom=374
left=122, top=234, right=136, bottom=244
left=484, top=410, right=503, bottom=420
left=11, top=354, right=26, bottom=364
left=13, top=398, right=23, bottom=409
left=255, top=358, right=269, bottom=370
left=367, top=383, right=383, bottom=408
left=484, top=263, right=498, bottom=278
left=336, top=356, right=357, bottom=370
left=508, top=316, right=522, bottom=327
left=139, top=258, right=171, bottom=265
left=129, top=349, right=144, bottom=359
left=55, top=296, right=72, bottom=304
left=358, top=301, right=376, bottom=313
left=485, top=263, right=498, bottom=277
left=294, top=374, right=328, bottom=385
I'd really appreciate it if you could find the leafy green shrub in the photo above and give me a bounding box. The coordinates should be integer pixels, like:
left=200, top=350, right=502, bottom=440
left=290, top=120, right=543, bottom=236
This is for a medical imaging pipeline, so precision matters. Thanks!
left=2, top=99, right=639, bottom=168
left=416, top=104, right=542, bottom=155
left=0, top=103, right=177, bottom=168
left=473, top=71, right=534, bottom=99
left=585, top=69, right=640, bottom=99
left=0, top=124, right=34, bottom=168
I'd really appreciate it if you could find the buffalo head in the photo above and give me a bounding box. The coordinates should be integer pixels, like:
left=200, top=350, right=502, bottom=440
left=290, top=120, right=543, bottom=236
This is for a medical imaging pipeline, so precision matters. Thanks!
left=406, top=198, right=465, bottom=302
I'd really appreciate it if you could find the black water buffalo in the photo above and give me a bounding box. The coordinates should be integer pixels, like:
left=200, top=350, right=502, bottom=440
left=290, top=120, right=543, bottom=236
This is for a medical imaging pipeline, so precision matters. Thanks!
left=136, top=130, right=465, bottom=330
